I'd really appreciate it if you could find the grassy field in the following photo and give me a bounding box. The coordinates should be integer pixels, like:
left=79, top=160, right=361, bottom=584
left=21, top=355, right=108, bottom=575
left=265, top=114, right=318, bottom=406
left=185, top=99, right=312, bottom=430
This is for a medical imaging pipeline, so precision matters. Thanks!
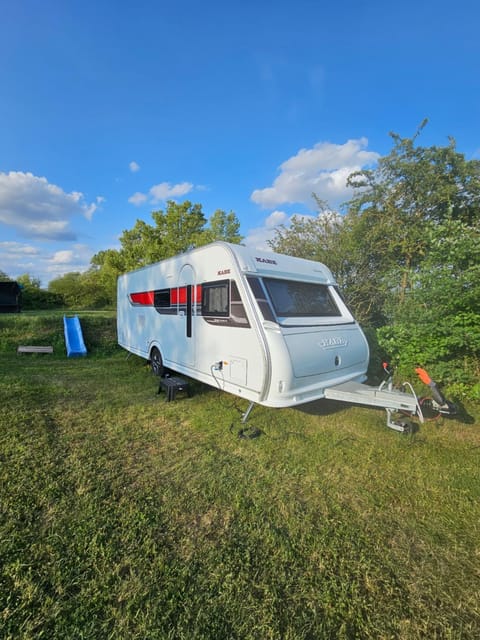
left=1, top=312, right=479, bottom=639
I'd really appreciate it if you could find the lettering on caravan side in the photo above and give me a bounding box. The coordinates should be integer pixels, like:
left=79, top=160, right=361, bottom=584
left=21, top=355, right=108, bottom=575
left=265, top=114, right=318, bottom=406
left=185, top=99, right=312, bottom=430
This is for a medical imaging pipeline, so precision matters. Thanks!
left=318, top=337, right=348, bottom=349
left=255, top=257, right=277, bottom=265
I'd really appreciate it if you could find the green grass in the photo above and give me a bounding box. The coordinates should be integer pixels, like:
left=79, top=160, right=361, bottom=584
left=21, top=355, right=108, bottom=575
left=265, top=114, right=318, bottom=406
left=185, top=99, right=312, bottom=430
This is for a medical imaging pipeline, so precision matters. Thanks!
left=1, top=314, right=479, bottom=638
left=0, top=310, right=117, bottom=356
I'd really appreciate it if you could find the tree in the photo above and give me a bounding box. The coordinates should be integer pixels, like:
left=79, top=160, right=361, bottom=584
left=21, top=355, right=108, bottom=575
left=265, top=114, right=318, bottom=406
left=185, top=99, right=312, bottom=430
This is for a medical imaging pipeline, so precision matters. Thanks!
left=48, top=272, right=83, bottom=307
left=377, top=216, right=480, bottom=396
left=17, top=273, right=64, bottom=309
left=90, top=201, right=243, bottom=307
left=48, top=270, right=110, bottom=309
left=344, top=123, right=480, bottom=395
left=269, top=197, right=342, bottom=261
left=17, top=273, right=41, bottom=290
left=203, top=209, right=243, bottom=244
left=268, top=197, right=382, bottom=324
left=90, top=248, right=128, bottom=305
left=346, top=121, right=480, bottom=309
left=150, top=200, right=207, bottom=257
left=268, top=124, right=480, bottom=397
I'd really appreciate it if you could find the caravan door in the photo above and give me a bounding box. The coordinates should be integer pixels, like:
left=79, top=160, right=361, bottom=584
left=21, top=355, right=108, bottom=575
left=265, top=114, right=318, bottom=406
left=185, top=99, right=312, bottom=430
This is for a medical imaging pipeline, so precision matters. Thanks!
left=175, top=264, right=195, bottom=367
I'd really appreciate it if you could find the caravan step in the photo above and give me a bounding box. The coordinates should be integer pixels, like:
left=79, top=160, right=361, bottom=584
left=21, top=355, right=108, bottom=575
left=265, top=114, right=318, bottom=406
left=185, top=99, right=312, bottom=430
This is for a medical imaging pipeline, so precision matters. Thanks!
left=324, top=381, right=419, bottom=413
left=158, top=376, right=191, bottom=402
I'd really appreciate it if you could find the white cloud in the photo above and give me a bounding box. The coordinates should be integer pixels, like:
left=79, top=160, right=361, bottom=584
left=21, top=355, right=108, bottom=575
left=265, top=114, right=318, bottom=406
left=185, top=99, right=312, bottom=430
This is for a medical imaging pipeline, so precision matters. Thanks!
left=128, top=181, right=195, bottom=206
left=44, top=244, right=94, bottom=280
left=0, top=172, right=99, bottom=240
left=51, top=250, right=74, bottom=264
left=129, top=161, right=140, bottom=173
left=149, top=181, right=194, bottom=202
left=128, top=191, right=148, bottom=206
left=0, top=240, right=94, bottom=286
left=265, top=210, right=289, bottom=228
left=244, top=210, right=290, bottom=250
left=0, top=241, right=39, bottom=256
left=244, top=209, right=343, bottom=251
left=251, top=138, right=379, bottom=209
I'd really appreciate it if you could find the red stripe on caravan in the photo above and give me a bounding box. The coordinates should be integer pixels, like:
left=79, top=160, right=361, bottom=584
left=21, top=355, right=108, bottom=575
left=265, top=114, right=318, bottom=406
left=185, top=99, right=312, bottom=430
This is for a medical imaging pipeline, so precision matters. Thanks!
left=130, top=291, right=155, bottom=305
left=172, top=286, right=201, bottom=305
left=171, top=287, right=187, bottom=304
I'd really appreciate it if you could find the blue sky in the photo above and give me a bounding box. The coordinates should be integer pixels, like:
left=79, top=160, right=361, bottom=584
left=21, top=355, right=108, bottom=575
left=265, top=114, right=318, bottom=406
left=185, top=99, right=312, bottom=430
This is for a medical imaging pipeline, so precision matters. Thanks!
left=1, top=0, right=479, bottom=285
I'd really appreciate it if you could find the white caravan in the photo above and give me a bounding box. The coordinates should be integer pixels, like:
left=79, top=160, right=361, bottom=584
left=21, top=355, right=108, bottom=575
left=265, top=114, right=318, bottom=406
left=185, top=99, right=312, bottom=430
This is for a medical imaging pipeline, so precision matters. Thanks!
left=117, top=242, right=422, bottom=431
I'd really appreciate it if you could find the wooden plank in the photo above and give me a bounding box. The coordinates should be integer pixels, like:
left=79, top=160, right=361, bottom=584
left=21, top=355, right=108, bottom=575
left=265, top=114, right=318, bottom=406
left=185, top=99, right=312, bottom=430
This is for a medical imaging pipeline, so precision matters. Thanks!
left=17, top=345, right=54, bottom=354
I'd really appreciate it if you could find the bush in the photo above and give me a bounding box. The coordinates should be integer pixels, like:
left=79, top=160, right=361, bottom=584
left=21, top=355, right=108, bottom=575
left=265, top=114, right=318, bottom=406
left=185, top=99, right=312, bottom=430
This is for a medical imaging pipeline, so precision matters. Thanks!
left=377, top=219, right=480, bottom=399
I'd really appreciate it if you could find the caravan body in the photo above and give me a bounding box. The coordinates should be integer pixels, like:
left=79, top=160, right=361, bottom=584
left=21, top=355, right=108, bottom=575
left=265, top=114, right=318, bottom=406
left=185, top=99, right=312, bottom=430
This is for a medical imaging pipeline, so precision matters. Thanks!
left=117, top=242, right=370, bottom=407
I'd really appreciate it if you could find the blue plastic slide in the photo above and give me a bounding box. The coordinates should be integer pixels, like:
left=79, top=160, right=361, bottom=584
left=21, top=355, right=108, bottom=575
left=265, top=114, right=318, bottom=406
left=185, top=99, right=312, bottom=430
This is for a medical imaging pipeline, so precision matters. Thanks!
left=63, top=315, right=87, bottom=357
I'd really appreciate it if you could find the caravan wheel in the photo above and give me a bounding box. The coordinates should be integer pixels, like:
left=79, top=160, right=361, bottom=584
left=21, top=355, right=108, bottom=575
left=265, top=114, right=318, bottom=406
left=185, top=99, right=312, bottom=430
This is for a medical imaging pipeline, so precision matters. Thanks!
left=150, top=347, right=164, bottom=376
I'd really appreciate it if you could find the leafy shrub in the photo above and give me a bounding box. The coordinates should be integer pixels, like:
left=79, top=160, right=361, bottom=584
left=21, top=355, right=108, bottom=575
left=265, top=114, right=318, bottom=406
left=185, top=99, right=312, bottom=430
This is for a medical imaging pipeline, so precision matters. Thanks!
left=377, top=219, right=480, bottom=399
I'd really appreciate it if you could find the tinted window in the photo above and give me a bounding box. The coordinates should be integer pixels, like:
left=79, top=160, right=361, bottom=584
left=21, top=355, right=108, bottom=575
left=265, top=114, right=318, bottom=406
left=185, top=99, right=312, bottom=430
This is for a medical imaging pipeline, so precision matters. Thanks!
left=230, top=280, right=249, bottom=325
left=246, top=276, right=276, bottom=322
left=262, top=278, right=340, bottom=317
left=154, top=289, right=170, bottom=307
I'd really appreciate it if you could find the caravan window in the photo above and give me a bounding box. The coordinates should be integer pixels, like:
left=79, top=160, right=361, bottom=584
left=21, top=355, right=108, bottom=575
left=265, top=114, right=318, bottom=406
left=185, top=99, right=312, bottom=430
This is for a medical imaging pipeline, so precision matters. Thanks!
left=154, top=289, right=170, bottom=307
left=202, top=280, right=229, bottom=316
left=246, top=277, right=276, bottom=322
left=262, top=278, right=340, bottom=317
left=230, top=280, right=249, bottom=325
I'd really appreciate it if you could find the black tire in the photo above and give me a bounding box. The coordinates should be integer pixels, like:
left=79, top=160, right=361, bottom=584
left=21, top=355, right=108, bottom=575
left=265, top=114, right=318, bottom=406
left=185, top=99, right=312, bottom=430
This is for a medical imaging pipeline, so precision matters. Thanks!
left=400, top=421, right=413, bottom=435
left=150, top=347, right=163, bottom=376
left=419, top=397, right=440, bottom=420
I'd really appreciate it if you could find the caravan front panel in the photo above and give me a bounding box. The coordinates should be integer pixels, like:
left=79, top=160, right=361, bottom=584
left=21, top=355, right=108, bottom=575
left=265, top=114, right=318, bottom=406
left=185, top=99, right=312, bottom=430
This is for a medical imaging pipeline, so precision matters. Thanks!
left=243, top=270, right=369, bottom=406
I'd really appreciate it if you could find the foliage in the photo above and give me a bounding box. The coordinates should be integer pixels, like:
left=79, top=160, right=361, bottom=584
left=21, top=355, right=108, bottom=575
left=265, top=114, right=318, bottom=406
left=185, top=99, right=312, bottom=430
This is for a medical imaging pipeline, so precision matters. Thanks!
left=48, top=269, right=112, bottom=309
left=350, top=128, right=480, bottom=397
left=112, top=202, right=206, bottom=272
left=271, top=124, right=480, bottom=398
left=268, top=200, right=391, bottom=326
left=269, top=201, right=343, bottom=264
left=41, top=202, right=243, bottom=310
left=0, top=313, right=479, bottom=639
left=89, top=249, right=126, bottom=304
left=93, top=200, right=243, bottom=272
left=16, top=273, right=64, bottom=310
left=346, top=120, right=480, bottom=315
left=203, top=209, right=243, bottom=244
left=48, top=272, right=83, bottom=306
left=377, top=216, right=480, bottom=396
left=90, top=201, right=243, bottom=306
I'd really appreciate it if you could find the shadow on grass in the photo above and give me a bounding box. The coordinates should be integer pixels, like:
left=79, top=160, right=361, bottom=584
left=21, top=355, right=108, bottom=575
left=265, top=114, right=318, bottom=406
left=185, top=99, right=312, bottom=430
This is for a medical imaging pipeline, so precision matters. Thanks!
left=449, top=400, right=476, bottom=425
left=295, top=397, right=351, bottom=417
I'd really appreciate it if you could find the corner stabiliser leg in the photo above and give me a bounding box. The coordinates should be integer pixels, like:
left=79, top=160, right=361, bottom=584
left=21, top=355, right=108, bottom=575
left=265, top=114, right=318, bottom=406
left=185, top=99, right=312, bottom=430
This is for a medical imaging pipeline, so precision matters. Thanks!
left=241, top=402, right=255, bottom=424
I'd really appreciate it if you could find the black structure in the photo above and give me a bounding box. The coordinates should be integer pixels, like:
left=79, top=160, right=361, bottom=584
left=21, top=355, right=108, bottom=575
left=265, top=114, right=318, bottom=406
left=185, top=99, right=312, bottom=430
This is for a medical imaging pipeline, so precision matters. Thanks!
left=0, top=281, right=22, bottom=313
left=157, top=375, right=191, bottom=402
